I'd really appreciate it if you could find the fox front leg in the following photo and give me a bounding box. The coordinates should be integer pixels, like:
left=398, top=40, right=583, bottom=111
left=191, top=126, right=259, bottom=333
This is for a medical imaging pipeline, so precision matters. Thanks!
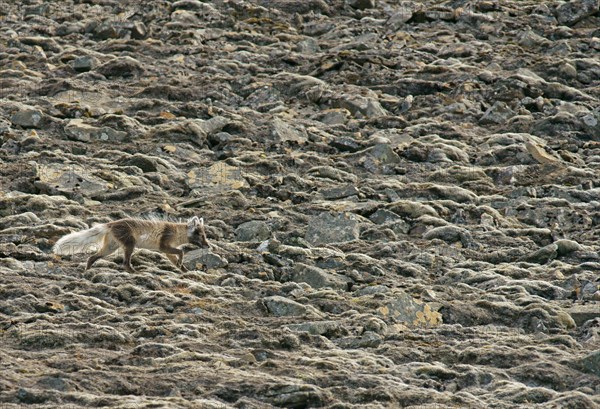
left=162, top=246, right=187, bottom=272
left=166, top=254, right=188, bottom=272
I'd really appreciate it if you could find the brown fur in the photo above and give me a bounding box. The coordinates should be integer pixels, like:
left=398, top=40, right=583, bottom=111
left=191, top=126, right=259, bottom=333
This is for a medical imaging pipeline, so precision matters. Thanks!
left=83, top=218, right=209, bottom=273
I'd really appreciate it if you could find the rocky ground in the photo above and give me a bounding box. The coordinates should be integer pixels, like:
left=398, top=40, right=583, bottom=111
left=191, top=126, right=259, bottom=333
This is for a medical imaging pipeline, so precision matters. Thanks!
left=1, top=0, right=600, bottom=408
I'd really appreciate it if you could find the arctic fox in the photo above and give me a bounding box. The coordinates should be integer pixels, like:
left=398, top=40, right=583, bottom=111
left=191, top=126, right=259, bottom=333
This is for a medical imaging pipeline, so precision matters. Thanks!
left=53, top=217, right=209, bottom=273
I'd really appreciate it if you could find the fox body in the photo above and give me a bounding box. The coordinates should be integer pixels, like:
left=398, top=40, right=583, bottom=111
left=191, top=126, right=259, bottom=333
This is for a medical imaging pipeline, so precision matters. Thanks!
left=53, top=217, right=209, bottom=273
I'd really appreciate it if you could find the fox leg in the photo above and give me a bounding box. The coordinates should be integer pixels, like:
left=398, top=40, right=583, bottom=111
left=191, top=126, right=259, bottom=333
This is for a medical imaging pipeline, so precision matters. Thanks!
left=86, top=238, right=118, bottom=270
left=122, top=242, right=136, bottom=273
left=166, top=254, right=188, bottom=272
left=110, top=224, right=137, bottom=273
left=161, top=246, right=187, bottom=272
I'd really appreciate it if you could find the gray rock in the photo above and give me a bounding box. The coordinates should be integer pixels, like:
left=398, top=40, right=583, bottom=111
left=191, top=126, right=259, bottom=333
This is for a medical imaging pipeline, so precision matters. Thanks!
left=288, top=263, right=351, bottom=290
left=329, top=135, right=362, bottom=152
left=235, top=220, right=271, bottom=242
left=575, top=350, right=600, bottom=377
left=480, top=102, right=516, bottom=125
left=184, top=249, right=228, bottom=269
left=305, top=212, right=360, bottom=245
left=377, top=291, right=442, bottom=326
left=556, top=0, right=599, bottom=26
left=354, top=285, right=390, bottom=296
left=72, top=56, right=97, bottom=73
left=286, top=320, right=341, bottom=336
left=11, top=109, right=44, bottom=128
left=130, top=22, right=148, bottom=39
left=335, top=94, right=388, bottom=118
left=296, top=38, right=320, bottom=53
left=262, top=296, right=307, bottom=317
left=520, top=243, right=558, bottom=264
left=368, top=144, right=401, bottom=165
left=321, top=185, right=359, bottom=200
left=95, top=56, right=145, bottom=79
left=554, top=239, right=582, bottom=256
left=64, top=119, right=128, bottom=142
left=349, top=0, right=376, bottom=10
left=423, top=225, right=470, bottom=245
left=566, top=305, right=600, bottom=327
left=272, top=118, right=307, bottom=144
left=369, top=209, right=401, bottom=224
left=336, top=331, right=382, bottom=348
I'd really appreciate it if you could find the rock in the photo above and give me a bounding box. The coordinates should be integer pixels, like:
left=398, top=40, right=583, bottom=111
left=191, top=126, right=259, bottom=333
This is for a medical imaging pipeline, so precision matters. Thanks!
left=554, top=239, right=582, bottom=256
left=369, top=209, right=402, bottom=224
left=321, top=185, right=359, bottom=200
left=130, top=22, right=148, bottom=39
left=287, top=263, right=351, bottom=290
left=423, top=225, right=471, bottom=246
left=235, top=220, right=271, bottom=242
left=305, top=212, right=360, bottom=245
left=64, top=119, right=128, bottom=142
left=329, top=136, right=363, bottom=152
left=575, top=351, right=600, bottom=377
left=336, top=331, right=382, bottom=348
left=11, top=109, right=44, bottom=129
left=262, top=296, right=308, bottom=317
left=354, top=285, right=390, bottom=296
left=349, top=0, right=376, bottom=10
left=286, top=320, right=342, bottom=336
left=377, top=291, right=442, bottom=326
left=272, top=118, right=307, bottom=144
left=368, top=144, right=401, bottom=165
left=566, top=305, right=600, bottom=327
left=525, top=142, right=560, bottom=164
left=335, top=94, right=388, bottom=118
left=520, top=243, right=558, bottom=264
left=0, top=0, right=599, bottom=406
left=95, top=56, right=145, bottom=79
left=184, top=249, right=228, bottom=269
left=480, top=102, right=516, bottom=125
left=318, top=109, right=349, bottom=125
left=132, top=343, right=183, bottom=358
left=556, top=0, right=599, bottom=26
left=72, top=56, right=97, bottom=73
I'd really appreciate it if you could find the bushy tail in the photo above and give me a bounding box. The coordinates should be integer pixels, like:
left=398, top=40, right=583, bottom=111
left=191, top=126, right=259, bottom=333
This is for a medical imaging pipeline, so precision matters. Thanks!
left=53, top=224, right=108, bottom=255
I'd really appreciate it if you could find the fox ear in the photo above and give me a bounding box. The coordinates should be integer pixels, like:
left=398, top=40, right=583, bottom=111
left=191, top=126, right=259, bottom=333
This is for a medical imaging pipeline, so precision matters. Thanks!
left=200, top=217, right=204, bottom=227
left=188, top=216, right=200, bottom=227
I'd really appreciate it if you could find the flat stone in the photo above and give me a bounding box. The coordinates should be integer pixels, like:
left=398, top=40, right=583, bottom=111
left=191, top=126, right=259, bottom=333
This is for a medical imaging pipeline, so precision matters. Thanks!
left=73, top=56, right=97, bottom=72
left=286, top=320, right=341, bottom=336
left=305, top=212, right=360, bottom=245
left=377, top=291, right=442, bottom=326
left=556, top=0, right=599, bottom=26
left=321, top=185, right=359, bottom=200
left=273, top=118, right=307, bottom=144
left=567, top=305, right=600, bottom=327
left=235, top=220, right=271, bottom=242
left=64, top=119, right=128, bottom=142
left=575, top=350, right=600, bottom=377
left=11, top=109, right=44, bottom=128
left=368, top=144, right=401, bottom=165
left=262, top=296, right=307, bottom=317
left=184, top=249, right=228, bottom=270
left=288, top=263, right=351, bottom=290
left=369, top=209, right=401, bottom=224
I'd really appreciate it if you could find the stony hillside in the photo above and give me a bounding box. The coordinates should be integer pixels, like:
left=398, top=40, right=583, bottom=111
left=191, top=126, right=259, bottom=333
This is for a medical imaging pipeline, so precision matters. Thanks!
left=1, top=0, right=599, bottom=408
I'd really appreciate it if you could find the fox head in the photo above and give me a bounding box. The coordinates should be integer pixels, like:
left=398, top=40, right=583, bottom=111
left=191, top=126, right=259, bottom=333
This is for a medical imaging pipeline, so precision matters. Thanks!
left=187, top=216, right=210, bottom=248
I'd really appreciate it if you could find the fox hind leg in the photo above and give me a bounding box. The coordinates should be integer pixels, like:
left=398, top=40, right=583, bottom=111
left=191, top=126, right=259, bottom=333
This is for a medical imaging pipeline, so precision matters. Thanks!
left=86, top=238, right=118, bottom=270
left=122, top=242, right=136, bottom=273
